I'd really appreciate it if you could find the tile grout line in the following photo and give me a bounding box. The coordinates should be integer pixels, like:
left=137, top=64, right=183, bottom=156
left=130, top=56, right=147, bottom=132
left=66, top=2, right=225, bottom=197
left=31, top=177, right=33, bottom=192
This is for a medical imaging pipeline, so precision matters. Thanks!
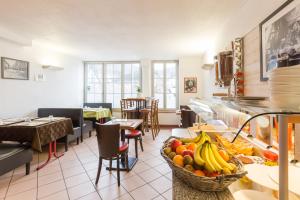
left=72, top=139, right=103, bottom=200
left=3, top=170, right=14, bottom=200
left=135, top=169, right=171, bottom=197
left=57, top=147, right=72, bottom=200
left=36, top=152, right=39, bottom=200
left=1, top=130, right=172, bottom=200
left=36, top=150, right=67, bottom=200
left=83, top=132, right=143, bottom=200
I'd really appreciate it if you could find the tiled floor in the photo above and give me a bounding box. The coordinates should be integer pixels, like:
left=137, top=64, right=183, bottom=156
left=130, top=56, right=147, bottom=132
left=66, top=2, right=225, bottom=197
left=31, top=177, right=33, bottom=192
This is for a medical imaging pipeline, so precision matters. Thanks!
left=0, top=129, right=173, bottom=200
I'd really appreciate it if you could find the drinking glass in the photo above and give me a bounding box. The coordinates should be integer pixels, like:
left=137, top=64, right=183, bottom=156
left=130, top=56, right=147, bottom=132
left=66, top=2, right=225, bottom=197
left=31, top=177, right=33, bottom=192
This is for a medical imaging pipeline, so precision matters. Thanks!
left=49, top=115, right=54, bottom=121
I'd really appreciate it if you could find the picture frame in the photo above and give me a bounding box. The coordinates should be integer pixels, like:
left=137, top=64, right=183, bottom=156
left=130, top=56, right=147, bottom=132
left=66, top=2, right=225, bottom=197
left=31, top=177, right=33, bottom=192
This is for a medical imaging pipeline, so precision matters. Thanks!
left=184, top=77, right=197, bottom=93
left=259, top=0, right=300, bottom=81
left=1, top=57, right=29, bottom=80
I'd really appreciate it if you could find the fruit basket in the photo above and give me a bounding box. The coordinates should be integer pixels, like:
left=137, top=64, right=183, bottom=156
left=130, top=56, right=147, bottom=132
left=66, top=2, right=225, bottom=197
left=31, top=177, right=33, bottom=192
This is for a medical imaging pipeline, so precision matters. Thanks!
left=161, top=133, right=247, bottom=192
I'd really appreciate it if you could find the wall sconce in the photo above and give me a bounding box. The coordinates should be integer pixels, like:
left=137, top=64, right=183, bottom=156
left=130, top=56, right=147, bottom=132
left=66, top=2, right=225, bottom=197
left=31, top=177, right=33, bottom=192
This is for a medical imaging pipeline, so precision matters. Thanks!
left=42, top=65, right=64, bottom=71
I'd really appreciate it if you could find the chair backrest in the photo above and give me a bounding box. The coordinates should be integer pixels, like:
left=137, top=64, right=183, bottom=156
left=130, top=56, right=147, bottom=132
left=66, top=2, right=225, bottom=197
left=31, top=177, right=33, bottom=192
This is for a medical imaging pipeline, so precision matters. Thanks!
left=95, top=123, right=120, bottom=158
left=181, top=109, right=196, bottom=128
left=37, top=108, right=83, bottom=128
left=180, top=105, right=190, bottom=110
left=120, top=100, right=126, bottom=119
left=83, top=103, right=113, bottom=113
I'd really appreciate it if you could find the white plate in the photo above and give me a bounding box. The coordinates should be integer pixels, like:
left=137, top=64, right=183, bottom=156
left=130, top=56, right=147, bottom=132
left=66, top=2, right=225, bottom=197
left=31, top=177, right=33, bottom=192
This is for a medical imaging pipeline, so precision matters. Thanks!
left=268, top=165, right=300, bottom=196
left=233, top=190, right=276, bottom=200
left=244, top=164, right=278, bottom=191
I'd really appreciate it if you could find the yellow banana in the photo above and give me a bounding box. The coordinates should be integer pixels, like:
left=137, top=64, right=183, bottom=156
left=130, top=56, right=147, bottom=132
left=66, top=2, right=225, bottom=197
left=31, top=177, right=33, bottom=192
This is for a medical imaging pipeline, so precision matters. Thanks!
left=194, top=144, right=205, bottom=166
left=205, top=134, right=211, bottom=143
left=211, top=143, right=233, bottom=171
left=180, top=134, right=201, bottom=144
left=197, top=132, right=210, bottom=146
left=193, top=134, right=202, bottom=143
left=202, top=143, right=216, bottom=172
left=207, top=144, right=223, bottom=172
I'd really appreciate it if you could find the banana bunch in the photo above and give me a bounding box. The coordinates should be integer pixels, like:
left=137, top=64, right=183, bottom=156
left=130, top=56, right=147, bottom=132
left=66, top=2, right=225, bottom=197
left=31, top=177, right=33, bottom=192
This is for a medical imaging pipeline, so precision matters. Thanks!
left=180, top=131, right=211, bottom=145
left=194, top=141, right=237, bottom=174
left=201, top=143, right=236, bottom=174
left=180, top=132, right=237, bottom=175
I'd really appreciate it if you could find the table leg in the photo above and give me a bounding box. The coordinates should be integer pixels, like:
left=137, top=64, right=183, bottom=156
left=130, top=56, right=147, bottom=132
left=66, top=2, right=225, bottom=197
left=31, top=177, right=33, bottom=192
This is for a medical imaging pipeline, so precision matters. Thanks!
left=36, top=140, right=64, bottom=170
left=105, top=129, right=138, bottom=171
left=36, top=142, right=53, bottom=170
left=106, top=157, right=138, bottom=171
left=53, top=140, right=64, bottom=158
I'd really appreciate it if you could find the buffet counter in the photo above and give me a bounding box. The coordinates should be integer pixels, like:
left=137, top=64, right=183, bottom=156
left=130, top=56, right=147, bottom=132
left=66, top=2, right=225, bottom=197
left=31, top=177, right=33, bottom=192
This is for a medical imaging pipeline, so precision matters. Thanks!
left=185, top=97, right=300, bottom=200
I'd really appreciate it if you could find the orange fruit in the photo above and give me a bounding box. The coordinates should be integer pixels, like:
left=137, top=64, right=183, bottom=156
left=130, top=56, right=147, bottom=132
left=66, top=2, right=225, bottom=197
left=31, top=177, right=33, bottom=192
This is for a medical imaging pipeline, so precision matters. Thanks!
left=194, top=170, right=205, bottom=176
left=176, top=145, right=187, bottom=155
left=173, top=155, right=184, bottom=167
left=186, top=143, right=197, bottom=152
left=219, top=150, right=230, bottom=161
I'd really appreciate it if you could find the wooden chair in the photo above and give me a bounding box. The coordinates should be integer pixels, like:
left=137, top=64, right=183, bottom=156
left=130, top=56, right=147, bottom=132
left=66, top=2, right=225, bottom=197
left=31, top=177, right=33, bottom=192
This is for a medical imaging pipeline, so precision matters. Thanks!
left=95, top=123, right=129, bottom=186
left=146, top=99, right=160, bottom=140
left=120, top=100, right=127, bottom=119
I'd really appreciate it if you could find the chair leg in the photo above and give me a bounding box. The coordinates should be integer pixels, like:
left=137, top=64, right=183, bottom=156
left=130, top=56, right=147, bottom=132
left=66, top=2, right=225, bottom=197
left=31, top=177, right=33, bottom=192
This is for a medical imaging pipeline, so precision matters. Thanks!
left=81, top=133, right=83, bottom=142
left=127, top=138, right=130, bottom=144
left=139, top=136, right=144, bottom=152
left=125, top=152, right=129, bottom=171
left=25, top=162, right=30, bottom=175
left=95, top=157, right=102, bottom=185
left=117, top=155, right=120, bottom=186
left=109, top=158, right=112, bottom=171
left=141, top=128, right=145, bottom=136
left=135, top=138, right=138, bottom=158
left=89, top=131, right=92, bottom=137
left=65, top=137, right=69, bottom=151
left=151, top=119, right=155, bottom=140
left=76, top=137, right=80, bottom=145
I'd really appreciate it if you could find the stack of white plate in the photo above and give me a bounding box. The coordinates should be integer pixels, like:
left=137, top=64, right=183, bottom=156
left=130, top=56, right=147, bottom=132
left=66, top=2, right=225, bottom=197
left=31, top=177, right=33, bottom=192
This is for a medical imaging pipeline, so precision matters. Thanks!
left=269, top=65, right=300, bottom=110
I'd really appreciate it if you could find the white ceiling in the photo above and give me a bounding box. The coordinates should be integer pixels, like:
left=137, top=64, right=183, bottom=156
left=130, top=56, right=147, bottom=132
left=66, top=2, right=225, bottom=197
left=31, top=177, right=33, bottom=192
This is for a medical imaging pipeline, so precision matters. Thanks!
left=0, top=0, right=248, bottom=60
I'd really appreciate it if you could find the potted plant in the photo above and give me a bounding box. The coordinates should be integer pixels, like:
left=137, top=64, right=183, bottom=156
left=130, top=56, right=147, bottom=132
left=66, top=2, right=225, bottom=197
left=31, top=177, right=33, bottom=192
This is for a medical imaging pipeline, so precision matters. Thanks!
left=136, top=86, right=142, bottom=98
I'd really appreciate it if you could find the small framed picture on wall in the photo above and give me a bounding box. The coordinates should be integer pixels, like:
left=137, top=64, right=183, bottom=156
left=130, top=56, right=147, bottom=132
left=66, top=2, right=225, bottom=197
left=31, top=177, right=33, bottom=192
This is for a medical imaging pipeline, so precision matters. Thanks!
left=1, top=57, right=29, bottom=80
left=184, top=77, right=197, bottom=93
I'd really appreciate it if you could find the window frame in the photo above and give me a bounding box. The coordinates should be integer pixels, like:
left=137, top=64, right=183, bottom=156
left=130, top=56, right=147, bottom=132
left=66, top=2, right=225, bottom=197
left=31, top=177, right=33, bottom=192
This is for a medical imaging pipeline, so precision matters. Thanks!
left=151, top=60, right=179, bottom=110
left=84, top=61, right=142, bottom=108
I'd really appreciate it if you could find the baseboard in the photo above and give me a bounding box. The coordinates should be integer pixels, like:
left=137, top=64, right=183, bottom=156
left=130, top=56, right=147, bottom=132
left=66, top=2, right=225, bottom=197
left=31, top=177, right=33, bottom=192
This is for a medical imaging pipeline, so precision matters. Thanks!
left=159, top=124, right=179, bottom=129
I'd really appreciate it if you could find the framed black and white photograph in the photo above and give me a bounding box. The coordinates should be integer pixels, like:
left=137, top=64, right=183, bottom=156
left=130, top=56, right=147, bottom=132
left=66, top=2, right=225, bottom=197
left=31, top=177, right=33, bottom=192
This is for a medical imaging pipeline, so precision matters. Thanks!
left=260, top=0, right=300, bottom=81
left=184, top=77, right=197, bottom=93
left=1, top=57, right=29, bottom=80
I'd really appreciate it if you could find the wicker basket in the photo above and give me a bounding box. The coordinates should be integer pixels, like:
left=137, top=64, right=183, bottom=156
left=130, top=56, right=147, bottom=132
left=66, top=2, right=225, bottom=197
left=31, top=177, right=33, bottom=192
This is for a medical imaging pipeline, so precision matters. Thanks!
left=161, top=136, right=247, bottom=192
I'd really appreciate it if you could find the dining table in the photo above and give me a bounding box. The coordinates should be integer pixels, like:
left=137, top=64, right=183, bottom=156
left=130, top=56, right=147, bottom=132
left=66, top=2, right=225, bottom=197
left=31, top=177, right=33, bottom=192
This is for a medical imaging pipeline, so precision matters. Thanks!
left=83, top=107, right=111, bottom=123
left=105, top=119, right=143, bottom=171
left=0, top=117, right=74, bottom=170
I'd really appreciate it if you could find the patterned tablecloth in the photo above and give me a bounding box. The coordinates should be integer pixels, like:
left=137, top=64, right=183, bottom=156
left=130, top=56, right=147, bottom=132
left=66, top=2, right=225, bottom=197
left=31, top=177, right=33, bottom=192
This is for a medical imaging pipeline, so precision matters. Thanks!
left=83, top=108, right=112, bottom=120
left=0, top=118, right=74, bottom=152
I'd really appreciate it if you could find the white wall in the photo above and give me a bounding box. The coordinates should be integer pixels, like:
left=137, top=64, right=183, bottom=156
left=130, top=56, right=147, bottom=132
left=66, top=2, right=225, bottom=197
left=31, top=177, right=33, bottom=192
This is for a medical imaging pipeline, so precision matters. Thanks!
left=0, top=39, right=83, bottom=118
left=202, top=0, right=286, bottom=97
left=178, top=56, right=204, bottom=105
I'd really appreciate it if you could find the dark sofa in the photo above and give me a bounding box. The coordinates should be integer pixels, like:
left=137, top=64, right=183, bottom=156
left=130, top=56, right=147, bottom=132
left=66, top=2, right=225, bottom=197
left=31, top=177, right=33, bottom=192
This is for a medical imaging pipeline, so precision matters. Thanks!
left=37, top=108, right=83, bottom=151
left=0, top=143, right=33, bottom=176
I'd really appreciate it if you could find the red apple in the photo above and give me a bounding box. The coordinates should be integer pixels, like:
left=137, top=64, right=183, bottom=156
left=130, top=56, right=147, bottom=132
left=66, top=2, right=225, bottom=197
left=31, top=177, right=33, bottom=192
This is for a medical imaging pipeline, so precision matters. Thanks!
left=170, top=139, right=182, bottom=151
left=182, top=150, right=194, bottom=158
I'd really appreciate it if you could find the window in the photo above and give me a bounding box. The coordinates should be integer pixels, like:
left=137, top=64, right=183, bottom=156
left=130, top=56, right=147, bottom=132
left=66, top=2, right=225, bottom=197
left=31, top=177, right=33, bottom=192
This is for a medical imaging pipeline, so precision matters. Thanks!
left=84, top=62, right=142, bottom=108
left=152, top=60, right=178, bottom=109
